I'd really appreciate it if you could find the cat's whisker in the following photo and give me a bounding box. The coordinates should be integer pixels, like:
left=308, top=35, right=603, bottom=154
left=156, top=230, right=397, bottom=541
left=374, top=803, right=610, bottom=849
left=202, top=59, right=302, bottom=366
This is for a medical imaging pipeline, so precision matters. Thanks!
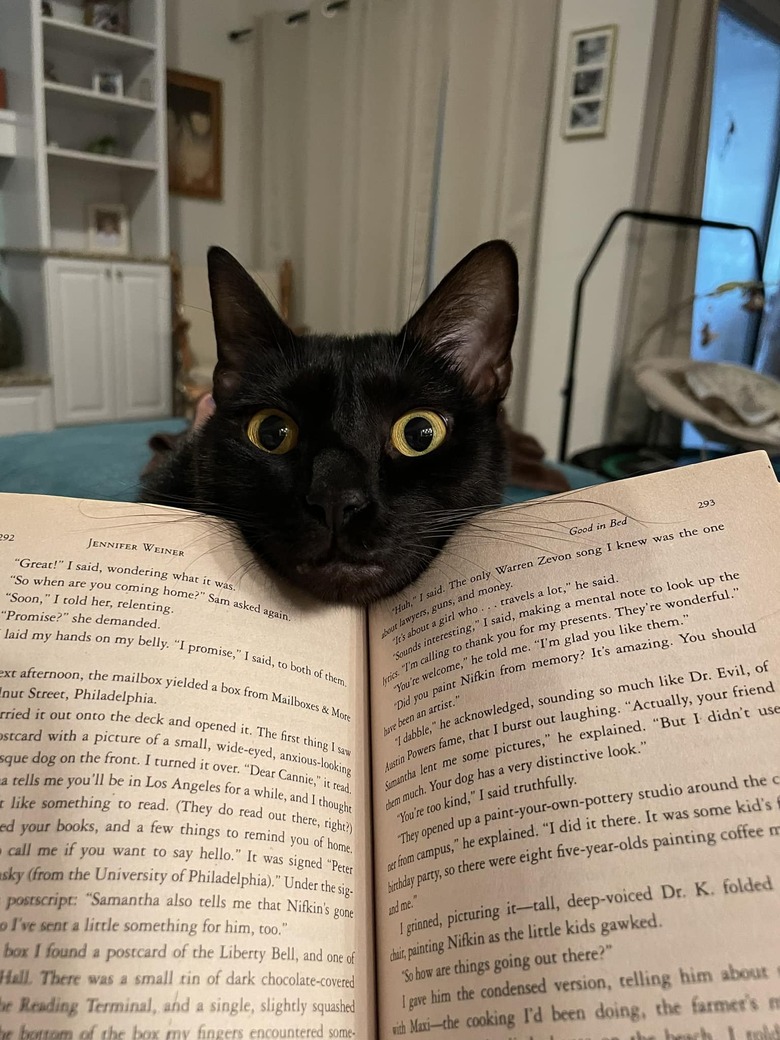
left=184, top=535, right=246, bottom=576
left=404, top=538, right=482, bottom=578
left=73, top=512, right=240, bottom=540
left=224, top=557, right=256, bottom=590
left=456, top=522, right=594, bottom=548
left=421, top=512, right=582, bottom=539
left=180, top=300, right=216, bottom=318
left=458, top=533, right=562, bottom=555
left=418, top=503, right=598, bottom=528
left=391, top=545, right=471, bottom=589
left=131, top=495, right=267, bottom=528
left=458, top=532, right=552, bottom=552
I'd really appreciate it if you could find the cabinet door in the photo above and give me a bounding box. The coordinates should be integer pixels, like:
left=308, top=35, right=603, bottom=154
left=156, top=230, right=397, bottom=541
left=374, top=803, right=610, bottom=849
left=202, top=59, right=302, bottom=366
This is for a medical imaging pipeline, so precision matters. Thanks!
left=46, top=259, right=115, bottom=425
left=0, top=387, right=54, bottom=435
left=112, top=263, right=172, bottom=420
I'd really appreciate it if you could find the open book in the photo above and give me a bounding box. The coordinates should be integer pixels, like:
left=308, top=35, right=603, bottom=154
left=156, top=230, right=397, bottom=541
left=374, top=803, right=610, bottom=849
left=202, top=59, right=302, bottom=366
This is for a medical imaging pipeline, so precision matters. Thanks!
left=1, top=451, right=778, bottom=1040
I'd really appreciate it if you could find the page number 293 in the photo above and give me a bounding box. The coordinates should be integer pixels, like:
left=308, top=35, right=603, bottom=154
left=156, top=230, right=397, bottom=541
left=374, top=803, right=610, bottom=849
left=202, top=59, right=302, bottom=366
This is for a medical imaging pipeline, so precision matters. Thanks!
left=698, top=499, right=715, bottom=508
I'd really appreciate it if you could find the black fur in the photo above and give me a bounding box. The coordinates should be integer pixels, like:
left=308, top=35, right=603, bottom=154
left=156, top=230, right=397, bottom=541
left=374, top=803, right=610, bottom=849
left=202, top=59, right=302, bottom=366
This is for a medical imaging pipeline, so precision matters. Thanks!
left=141, top=241, right=519, bottom=604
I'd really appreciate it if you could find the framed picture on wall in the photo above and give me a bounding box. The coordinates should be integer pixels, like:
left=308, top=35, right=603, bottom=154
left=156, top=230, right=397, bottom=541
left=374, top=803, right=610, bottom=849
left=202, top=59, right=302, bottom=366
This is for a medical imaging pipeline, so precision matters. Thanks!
left=562, top=25, right=617, bottom=139
left=87, top=202, right=129, bottom=255
left=166, top=69, right=223, bottom=201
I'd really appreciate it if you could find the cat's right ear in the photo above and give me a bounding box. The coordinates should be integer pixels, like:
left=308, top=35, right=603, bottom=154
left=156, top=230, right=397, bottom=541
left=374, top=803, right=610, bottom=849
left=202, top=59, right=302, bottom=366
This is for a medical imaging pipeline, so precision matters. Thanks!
left=400, top=240, right=519, bottom=405
left=207, top=246, right=291, bottom=403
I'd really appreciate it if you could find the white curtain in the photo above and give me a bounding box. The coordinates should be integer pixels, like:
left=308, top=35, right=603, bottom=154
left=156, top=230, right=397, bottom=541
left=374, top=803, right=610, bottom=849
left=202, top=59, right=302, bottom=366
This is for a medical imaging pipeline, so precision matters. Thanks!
left=607, top=0, right=719, bottom=444
left=433, top=1, right=558, bottom=427
left=254, top=0, right=558, bottom=427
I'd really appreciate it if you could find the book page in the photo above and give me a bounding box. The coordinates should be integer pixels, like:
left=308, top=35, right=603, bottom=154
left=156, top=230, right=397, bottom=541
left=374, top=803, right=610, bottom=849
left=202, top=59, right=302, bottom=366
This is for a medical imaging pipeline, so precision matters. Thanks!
left=0, top=495, right=373, bottom=1039
left=369, top=452, right=780, bottom=1039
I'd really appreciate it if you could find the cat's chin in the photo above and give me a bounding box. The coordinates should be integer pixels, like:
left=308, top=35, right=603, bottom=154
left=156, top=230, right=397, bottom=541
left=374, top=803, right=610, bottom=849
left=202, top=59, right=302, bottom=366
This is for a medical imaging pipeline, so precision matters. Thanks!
left=291, top=556, right=417, bottom=606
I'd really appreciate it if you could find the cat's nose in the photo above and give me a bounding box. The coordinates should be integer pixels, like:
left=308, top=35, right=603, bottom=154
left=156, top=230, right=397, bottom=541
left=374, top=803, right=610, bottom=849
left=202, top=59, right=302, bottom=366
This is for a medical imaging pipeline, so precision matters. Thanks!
left=306, top=486, right=369, bottom=532
left=307, top=449, right=372, bottom=532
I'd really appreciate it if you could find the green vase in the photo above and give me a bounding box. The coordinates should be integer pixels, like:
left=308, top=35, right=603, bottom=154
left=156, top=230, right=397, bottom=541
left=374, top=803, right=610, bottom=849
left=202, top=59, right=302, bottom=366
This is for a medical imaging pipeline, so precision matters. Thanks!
left=0, top=288, right=23, bottom=370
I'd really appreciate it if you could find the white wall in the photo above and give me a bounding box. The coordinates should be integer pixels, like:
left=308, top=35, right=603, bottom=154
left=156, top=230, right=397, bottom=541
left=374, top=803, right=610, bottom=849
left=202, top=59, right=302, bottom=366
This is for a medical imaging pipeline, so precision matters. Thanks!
left=165, top=0, right=660, bottom=458
left=524, top=0, right=658, bottom=459
left=249, top=0, right=303, bottom=12
left=165, top=0, right=303, bottom=268
left=165, top=0, right=255, bottom=267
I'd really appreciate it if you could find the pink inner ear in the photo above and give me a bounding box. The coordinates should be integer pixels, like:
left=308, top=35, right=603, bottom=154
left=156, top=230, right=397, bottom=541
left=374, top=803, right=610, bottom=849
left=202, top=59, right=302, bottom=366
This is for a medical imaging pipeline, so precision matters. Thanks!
left=401, top=241, right=519, bottom=405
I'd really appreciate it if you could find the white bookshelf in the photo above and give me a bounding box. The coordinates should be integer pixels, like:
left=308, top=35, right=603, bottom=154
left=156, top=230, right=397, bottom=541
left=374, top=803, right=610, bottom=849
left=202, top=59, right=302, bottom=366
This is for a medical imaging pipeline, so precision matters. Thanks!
left=42, top=16, right=157, bottom=60
left=47, top=146, right=158, bottom=172
left=44, top=82, right=157, bottom=116
left=0, top=0, right=171, bottom=429
left=0, top=0, right=168, bottom=257
left=0, top=110, right=20, bottom=159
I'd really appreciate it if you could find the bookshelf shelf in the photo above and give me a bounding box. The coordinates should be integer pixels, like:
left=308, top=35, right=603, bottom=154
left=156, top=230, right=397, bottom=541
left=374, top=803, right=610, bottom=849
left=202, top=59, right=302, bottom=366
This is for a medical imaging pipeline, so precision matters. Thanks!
left=47, top=146, right=158, bottom=172
left=42, top=17, right=156, bottom=62
left=44, top=82, right=157, bottom=117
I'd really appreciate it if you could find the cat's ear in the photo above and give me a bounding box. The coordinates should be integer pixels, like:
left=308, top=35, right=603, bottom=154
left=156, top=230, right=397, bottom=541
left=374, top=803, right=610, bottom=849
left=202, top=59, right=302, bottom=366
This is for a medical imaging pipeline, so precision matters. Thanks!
left=207, top=246, right=291, bottom=402
left=400, top=240, right=518, bottom=404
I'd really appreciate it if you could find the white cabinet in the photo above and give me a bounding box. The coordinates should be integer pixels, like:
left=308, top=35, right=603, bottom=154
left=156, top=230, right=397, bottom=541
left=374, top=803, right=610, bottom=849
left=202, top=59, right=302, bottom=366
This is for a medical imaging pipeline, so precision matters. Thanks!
left=0, top=111, right=19, bottom=160
left=46, top=258, right=114, bottom=424
left=46, top=258, right=170, bottom=426
left=0, top=386, right=54, bottom=435
left=0, top=2, right=170, bottom=429
left=113, top=263, right=171, bottom=419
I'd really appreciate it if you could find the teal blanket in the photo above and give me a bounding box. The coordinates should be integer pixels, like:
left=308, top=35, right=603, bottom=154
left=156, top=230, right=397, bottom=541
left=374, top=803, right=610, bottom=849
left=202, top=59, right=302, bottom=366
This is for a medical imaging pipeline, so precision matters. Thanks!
left=0, top=420, right=601, bottom=503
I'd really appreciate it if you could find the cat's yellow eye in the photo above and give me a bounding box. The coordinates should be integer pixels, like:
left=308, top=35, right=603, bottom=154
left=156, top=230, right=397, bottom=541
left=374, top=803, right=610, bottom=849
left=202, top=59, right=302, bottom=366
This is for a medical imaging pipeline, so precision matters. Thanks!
left=391, top=410, right=447, bottom=457
left=247, top=409, right=299, bottom=454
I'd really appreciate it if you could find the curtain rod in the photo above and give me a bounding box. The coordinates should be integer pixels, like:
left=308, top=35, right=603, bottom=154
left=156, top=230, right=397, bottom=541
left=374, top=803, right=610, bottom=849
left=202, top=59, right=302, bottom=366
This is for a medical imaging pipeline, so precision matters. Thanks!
left=228, top=0, right=350, bottom=39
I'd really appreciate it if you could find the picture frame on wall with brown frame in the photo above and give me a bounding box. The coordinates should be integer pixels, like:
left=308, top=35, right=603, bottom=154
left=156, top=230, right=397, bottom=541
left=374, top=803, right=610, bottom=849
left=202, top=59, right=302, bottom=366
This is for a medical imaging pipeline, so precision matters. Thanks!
left=166, top=69, right=223, bottom=201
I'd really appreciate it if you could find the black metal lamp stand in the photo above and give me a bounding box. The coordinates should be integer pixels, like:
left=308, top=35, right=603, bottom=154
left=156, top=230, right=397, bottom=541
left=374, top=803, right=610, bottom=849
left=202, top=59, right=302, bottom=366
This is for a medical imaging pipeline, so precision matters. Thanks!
left=557, top=208, right=764, bottom=462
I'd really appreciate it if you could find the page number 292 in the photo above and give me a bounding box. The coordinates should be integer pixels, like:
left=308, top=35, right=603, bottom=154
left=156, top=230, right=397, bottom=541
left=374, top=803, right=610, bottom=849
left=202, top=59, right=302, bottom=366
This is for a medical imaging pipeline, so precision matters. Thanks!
left=698, top=499, right=715, bottom=508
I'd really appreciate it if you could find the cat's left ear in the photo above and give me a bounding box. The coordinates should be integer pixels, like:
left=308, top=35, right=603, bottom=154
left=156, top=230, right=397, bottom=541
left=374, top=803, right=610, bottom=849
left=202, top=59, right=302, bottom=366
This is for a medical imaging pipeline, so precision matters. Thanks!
left=207, top=246, right=291, bottom=403
left=400, top=240, right=518, bottom=404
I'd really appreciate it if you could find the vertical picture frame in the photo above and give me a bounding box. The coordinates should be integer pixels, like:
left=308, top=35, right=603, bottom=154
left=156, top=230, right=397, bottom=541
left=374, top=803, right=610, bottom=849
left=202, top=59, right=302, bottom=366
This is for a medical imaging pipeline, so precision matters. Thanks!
left=562, top=25, right=617, bottom=140
left=166, top=70, right=223, bottom=201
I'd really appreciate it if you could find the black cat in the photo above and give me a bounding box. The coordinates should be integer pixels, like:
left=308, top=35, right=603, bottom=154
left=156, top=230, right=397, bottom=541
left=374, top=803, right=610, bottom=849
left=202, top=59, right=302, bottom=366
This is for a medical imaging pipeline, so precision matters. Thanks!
left=141, top=240, right=518, bottom=604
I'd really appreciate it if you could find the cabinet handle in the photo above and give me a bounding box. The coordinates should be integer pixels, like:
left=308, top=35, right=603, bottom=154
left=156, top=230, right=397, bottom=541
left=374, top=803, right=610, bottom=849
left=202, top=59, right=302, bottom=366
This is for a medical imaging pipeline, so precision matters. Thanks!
left=116, top=269, right=124, bottom=280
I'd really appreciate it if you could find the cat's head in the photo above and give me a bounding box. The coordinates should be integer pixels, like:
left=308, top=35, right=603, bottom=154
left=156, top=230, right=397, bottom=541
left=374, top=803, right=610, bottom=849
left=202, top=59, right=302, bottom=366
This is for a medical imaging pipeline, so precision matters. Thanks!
left=200, top=240, right=518, bottom=604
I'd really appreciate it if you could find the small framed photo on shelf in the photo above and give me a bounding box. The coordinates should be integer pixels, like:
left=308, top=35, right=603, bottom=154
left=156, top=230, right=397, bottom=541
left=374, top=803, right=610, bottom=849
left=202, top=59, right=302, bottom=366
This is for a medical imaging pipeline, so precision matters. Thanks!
left=87, top=203, right=129, bottom=255
left=92, top=68, right=123, bottom=97
left=562, top=25, right=617, bottom=139
left=83, top=1, right=129, bottom=35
